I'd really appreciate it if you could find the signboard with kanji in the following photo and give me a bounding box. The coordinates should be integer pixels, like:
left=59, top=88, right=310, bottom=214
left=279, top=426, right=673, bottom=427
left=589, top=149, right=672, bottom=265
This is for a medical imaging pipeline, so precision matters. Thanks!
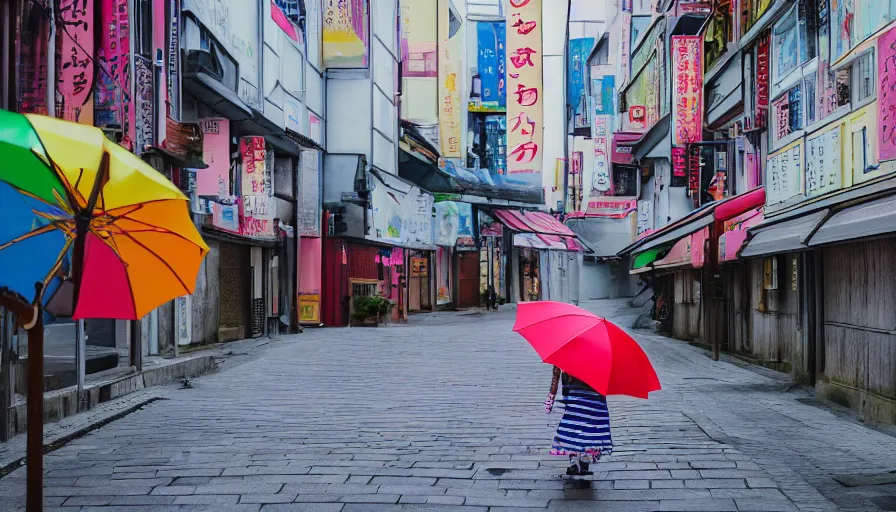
left=506, top=0, right=544, bottom=189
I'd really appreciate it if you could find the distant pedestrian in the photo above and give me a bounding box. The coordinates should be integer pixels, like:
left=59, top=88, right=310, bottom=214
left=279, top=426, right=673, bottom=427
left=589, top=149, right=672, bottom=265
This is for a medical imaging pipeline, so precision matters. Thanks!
left=544, top=366, right=613, bottom=476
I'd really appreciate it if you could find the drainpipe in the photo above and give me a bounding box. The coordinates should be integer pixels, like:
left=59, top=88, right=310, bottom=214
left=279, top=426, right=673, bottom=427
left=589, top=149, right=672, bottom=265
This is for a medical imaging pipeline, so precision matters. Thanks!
left=562, top=0, right=572, bottom=212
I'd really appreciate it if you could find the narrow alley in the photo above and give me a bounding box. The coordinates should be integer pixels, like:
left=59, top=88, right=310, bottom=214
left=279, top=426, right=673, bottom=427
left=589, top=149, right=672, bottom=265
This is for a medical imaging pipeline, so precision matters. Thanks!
left=2, top=300, right=894, bottom=512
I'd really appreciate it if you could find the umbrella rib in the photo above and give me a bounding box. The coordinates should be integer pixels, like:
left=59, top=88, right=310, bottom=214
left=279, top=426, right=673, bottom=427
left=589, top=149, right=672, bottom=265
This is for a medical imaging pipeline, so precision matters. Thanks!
left=0, top=223, right=69, bottom=252
left=28, top=147, right=84, bottom=208
left=111, top=210, right=206, bottom=248
left=117, top=231, right=193, bottom=296
left=40, top=238, right=75, bottom=295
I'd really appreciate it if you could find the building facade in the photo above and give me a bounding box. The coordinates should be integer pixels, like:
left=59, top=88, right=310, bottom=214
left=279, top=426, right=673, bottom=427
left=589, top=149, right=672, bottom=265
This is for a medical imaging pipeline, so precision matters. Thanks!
left=581, top=0, right=896, bottom=425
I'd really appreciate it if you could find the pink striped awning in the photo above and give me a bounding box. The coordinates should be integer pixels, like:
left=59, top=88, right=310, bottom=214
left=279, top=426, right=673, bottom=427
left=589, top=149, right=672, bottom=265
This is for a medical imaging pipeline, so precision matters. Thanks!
left=493, top=210, right=577, bottom=236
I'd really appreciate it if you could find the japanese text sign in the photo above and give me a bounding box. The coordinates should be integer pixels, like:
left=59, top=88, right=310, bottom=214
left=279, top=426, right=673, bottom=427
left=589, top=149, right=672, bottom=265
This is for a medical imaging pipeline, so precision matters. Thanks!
left=240, top=137, right=276, bottom=238
left=805, top=126, right=841, bottom=197
left=766, top=143, right=803, bottom=205
left=672, top=36, right=703, bottom=147
left=878, top=26, right=896, bottom=161
left=506, top=0, right=543, bottom=187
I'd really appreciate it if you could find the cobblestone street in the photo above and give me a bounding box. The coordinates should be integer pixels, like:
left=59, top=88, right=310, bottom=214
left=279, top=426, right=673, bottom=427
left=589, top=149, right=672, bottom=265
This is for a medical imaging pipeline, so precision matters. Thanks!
left=2, top=299, right=896, bottom=511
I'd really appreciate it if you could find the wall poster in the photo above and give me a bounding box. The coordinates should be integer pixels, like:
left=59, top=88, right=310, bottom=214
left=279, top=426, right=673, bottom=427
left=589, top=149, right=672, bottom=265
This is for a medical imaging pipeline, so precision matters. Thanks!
left=506, top=0, right=544, bottom=189
left=197, top=118, right=230, bottom=197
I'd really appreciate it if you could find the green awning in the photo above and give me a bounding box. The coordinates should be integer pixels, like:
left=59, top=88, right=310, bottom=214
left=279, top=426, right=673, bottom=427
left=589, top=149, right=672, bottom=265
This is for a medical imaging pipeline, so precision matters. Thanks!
left=631, top=246, right=669, bottom=270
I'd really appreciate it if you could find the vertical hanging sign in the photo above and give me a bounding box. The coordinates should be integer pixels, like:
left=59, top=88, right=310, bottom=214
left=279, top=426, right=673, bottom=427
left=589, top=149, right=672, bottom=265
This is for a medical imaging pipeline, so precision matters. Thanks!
left=878, top=26, right=896, bottom=161
left=57, top=0, right=95, bottom=124
left=754, top=35, right=770, bottom=130
left=438, top=0, right=463, bottom=157
left=506, top=0, right=544, bottom=189
left=672, top=36, right=703, bottom=147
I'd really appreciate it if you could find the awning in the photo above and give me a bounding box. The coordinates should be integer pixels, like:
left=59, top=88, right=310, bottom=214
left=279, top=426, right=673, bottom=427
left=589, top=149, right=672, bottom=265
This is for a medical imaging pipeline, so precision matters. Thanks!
left=618, top=114, right=671, bottom=161
left=612, top=133, right=640, bottom=164
left=807, top=194, right=896, bottom=247
left=738, top=210, right=829, bottom=258
left=182, top=71, right=252, bottom=121
left=494, top=210, right=576, bottom=236
left=514, top=233, right=584, bottom=252
left=620, top=187, right=766, bottom=257
left=650, top=236, right=692, bottom=271
left=398, top=147, right=543, bottom=204
left=766, top=174, right=896, bottom=224
left=631, top=247, right=669, bottom=270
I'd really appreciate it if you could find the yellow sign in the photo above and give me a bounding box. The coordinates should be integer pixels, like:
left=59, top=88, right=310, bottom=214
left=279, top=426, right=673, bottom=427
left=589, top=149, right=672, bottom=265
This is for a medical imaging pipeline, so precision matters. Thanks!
left=299, top=294, right=320, bottom=324
left=438, top=0, right=462, bottom=157
left=411, top=257, right=429, bottom=277
left=506, top=0, right=544, bottom=187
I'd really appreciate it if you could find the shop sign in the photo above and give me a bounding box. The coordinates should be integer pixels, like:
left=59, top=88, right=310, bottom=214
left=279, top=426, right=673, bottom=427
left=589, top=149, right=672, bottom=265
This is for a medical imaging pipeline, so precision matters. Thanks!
left=411, top=257, right=429, bottom=277
left=766, top=143, right=803, bottom=205
left=240, top=137, right=276, bottom=238
left=299, top=294, right=320, bottom=323
left=672, top=36, right=703, bottom=147
left=688, top=144, right=702, bottom=196
left=57, top=0, right=95, bottom=124
left=457, top=202, right=475, bottom=248
left=591, top=116, right=611, bottom=194
left=672, top=147, right=687, bottom=178
left=197, top=118, right=230, bottom=198
left=586, top=198, right=637, bottom=217
left=629, top=106, right=646, bottom=128
left=506, top=0, right=544, bottom=189
left=212, top=197, right=240, bottom=232
left=805, top=126, right=841, bottom=196
left=879, top=26, right=896, bottom=160
left=439, top=0, right=463, bottom=157
left=134, top=55, right=154, bottom=155
left=175, top=295, right=192, bottom=346
left=754, top=35, right=770, bottom=131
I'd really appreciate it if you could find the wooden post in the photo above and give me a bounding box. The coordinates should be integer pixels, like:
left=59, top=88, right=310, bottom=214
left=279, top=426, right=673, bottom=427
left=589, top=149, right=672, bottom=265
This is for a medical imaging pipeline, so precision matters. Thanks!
left=26, top=314, right=43, bottom=512
left=0, top=290, right=42, bottom=512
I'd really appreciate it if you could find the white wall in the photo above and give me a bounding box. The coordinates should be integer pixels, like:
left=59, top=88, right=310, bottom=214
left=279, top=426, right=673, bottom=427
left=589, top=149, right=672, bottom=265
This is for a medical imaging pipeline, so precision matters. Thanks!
left=325, top=0, right=399, bottom=174
left=543, top=2, right=568, bottom=209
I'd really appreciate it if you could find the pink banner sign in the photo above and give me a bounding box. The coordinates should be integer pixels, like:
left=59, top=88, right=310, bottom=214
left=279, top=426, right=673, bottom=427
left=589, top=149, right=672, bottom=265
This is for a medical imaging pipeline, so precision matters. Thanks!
left=879, top=26, right=896, bottom=161
left=672, top=36, right=703, bottom=147
left=197, top=118, right=230, bottom=197
left=272, top=1, right=300, bottom=42
left=57, top=0, right=95, bottom=123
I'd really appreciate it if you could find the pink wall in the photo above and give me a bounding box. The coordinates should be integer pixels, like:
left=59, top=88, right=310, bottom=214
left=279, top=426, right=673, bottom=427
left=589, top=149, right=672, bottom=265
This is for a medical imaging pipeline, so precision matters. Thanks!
left=299, top=237, right=322, bottom=296
left=96, top=0, right=134, bottom=148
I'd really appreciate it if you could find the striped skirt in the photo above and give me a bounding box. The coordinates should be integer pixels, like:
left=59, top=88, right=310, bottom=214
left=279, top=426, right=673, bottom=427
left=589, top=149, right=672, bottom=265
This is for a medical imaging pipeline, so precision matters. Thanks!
left=550, top=387, right=613, bottom=457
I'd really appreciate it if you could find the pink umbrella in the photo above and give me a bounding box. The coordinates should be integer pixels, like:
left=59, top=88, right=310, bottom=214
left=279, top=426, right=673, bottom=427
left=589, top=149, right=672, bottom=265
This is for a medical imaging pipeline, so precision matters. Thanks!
left=513, top=301, right=662, bottom=399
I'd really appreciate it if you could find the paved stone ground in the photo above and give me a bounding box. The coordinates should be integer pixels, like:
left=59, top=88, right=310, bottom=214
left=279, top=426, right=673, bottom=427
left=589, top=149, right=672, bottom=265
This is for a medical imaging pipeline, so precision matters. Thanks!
left=1, top=299, right=896, bottom=511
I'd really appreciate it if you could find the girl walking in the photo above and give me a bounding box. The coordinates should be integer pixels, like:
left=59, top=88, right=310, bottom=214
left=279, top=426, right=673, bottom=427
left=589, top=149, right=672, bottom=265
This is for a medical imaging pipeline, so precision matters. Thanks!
left=545, top=366, right=613, bottom=475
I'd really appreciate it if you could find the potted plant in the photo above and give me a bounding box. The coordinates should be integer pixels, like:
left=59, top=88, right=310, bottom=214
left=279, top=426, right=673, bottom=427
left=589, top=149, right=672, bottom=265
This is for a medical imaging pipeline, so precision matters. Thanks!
left=351, top=295, right=394, bottom=326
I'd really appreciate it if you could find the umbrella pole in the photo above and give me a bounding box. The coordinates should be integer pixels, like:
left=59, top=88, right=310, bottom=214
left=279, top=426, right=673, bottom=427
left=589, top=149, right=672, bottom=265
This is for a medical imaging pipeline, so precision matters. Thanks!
left=26, top=313, right=43, bottom=512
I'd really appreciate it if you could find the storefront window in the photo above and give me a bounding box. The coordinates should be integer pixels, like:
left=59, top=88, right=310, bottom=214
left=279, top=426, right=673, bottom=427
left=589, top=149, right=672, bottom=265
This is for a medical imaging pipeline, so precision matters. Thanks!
left=854, top=51, right=874, bottom=103
left=772, top=87, right=803, bottom=144
left=804, top=76, right=817, bottom=124
left=858, top=0, right=892, bottom=40
left=774, top=7, right=800, bottom=79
